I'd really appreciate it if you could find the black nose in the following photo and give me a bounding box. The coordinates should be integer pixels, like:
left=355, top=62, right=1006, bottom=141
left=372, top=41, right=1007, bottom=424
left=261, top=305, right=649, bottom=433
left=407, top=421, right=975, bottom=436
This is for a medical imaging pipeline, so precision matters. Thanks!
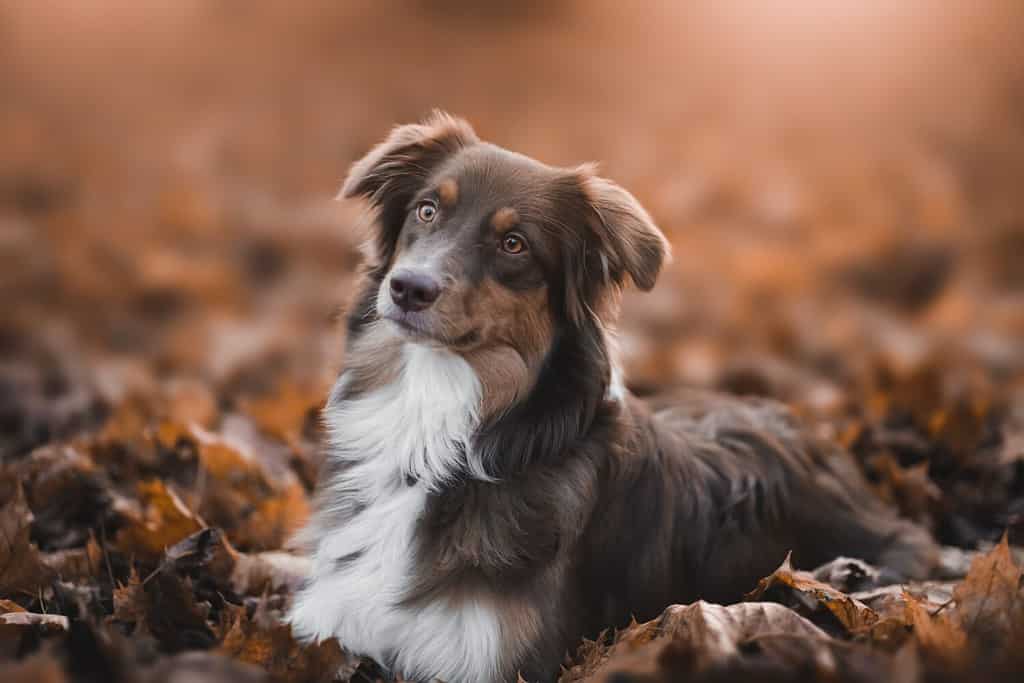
left=389, top=270, right=441, bottom=312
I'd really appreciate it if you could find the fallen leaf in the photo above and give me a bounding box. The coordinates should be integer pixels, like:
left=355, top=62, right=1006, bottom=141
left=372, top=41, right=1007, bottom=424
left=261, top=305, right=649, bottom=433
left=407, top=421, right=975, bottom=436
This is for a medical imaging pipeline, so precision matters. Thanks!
left=218, top=597, right=353, bottom=682
left=562, top=601, right=832, bottom=681
left=189, top=425, right=308, bottom=551
left=0, top=483, right=56, bottom=597
left=42, top=536, right=105, bottom=582
left=110, top=565, right=216, bottom=653
left=747, top=552, right=880, bottom=635
left=904, top=591, right=968, bottom=668
left=238, top=381, right=322, bottom=449
left=162, top=527, right=309, bottom=597
left=115, top=480, right=205, bottom=561
left=0, top=610, right=69, bottom=658
left=951, top=534, right=1024, bottom=646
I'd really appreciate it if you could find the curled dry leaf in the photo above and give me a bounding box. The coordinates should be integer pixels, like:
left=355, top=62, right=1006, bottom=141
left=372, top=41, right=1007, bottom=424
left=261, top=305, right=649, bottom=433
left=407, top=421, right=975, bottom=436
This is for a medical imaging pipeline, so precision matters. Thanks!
left=562, top=600, right=831, bottom=682
left=658, top=601, right=832, bottom=664
left=852, top=582, right=956, bottom=621
left=0, top=611, right=69, bottom=633
left=164, top=527, right=309, bottom=598
left=0, top=611, right=69, bottom=659
left=746, top=552, right=881, bottom=636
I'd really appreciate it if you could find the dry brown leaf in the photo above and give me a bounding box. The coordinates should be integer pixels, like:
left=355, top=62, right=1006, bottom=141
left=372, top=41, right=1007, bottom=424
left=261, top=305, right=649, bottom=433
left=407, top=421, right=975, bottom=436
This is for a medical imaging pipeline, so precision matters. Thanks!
left=41, top=535, right=105, bottom=581
left=904, top=591, right=968, bottom=667
left=951, top=533, right=1024, bottom=642
left=11, top=445, right=115, bottom=552
left=95, top=395, right=161, bottom=467
left=238, top=381, right=321, bottom=448
left=0, top=599, right=25, bottom=613
left=0, top=611, right=69, bottom=632
left=659, top=601, right=832, bottom=664
left=562, top=601, right=831, bottom=682
left=747, top=552, right=880, bottom=635
left=111, top=564, right=216, bottom=652
left=218, top=598, right=352, bottom=682
left=0, top=610, right=69, bottom=659
left=0, top=484, right=56, bottom=597
left=190, top=425, right=308, bottom=550
left=162, top=527, right=309, bottom=597
left=162, top=378, right=219, bottom=428
left=115, top=479, right=205, bottom=561
left=112, top=568, right=148, bottom=629
left=853, top=581, right=956, bottom=620
left=867, top=453, right=942, bottom=526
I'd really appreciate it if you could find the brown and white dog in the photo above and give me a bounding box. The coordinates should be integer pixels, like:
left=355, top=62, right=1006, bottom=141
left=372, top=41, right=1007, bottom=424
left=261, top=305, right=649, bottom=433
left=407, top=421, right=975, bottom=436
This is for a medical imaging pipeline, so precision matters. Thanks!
left=288, top=112, right=937, bottom=682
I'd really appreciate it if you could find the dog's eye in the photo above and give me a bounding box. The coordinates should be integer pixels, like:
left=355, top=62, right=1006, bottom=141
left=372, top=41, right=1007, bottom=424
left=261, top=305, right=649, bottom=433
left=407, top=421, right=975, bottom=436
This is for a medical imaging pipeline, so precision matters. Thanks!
left=501, top=232, right=528, bottom=255
left=415, top=201, right=438, bottom=223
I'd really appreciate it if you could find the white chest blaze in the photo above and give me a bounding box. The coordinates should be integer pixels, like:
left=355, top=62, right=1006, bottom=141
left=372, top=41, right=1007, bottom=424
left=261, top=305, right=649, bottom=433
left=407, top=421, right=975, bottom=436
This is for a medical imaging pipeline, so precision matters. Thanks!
left=288, top=342, right=507, bottom=683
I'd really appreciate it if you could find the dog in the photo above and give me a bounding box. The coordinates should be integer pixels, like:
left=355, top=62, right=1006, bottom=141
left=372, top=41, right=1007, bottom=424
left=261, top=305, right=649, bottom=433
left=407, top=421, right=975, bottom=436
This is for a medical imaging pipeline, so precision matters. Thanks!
left=288, top=112, right=938, bottom=682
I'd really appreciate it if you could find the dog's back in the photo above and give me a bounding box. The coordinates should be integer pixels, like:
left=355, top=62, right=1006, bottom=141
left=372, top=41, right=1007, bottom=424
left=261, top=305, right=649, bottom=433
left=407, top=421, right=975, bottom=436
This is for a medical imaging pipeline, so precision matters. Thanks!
left=576, top=390, right=936, bottom=635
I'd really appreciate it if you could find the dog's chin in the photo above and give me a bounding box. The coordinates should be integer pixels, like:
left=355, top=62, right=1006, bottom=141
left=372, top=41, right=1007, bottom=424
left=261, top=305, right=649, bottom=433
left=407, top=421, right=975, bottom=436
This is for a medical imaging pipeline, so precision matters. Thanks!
left=385, top=314, right=441, bottom=342
left=381, top=312, right=480, bottom=350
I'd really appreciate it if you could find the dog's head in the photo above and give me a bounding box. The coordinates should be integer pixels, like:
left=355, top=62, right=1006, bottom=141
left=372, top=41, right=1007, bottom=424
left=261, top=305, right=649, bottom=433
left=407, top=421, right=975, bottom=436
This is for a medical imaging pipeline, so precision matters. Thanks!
left=342, top=112, right=668, bottom=415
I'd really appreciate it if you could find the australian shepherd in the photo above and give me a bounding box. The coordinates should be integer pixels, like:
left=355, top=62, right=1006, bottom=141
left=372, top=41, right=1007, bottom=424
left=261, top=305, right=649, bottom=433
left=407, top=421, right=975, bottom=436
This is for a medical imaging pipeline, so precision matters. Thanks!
left=288, top=112, right=937, bottom=682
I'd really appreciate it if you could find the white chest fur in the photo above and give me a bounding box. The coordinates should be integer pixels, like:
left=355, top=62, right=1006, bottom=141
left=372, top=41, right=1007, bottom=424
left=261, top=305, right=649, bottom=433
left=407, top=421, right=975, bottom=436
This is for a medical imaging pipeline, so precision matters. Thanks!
left=288, top=342, right=508, bottom=683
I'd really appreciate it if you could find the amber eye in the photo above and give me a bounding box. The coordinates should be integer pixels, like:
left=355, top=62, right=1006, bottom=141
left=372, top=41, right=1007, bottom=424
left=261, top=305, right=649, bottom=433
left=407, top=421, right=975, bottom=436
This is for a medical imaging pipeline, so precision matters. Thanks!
left=501, top=232, right=527, bottom=255
left=416, top=201, right=438, bottom=222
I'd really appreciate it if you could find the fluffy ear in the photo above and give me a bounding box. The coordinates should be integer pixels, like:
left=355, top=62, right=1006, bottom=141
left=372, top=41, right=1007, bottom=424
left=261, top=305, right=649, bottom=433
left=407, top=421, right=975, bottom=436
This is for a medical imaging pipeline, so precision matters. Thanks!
left=339, top=111, right=478, bottom=262
left=577, top=168, right=670, bottom=292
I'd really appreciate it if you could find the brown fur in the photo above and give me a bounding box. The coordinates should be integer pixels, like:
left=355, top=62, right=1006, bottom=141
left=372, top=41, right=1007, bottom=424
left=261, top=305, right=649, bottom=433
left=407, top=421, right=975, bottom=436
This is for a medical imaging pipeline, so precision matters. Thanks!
left=438, top=177, right=459, bottom=207
left=464, top=282, right=552, bottom=417
left=490, top=206, right=519, bottom=232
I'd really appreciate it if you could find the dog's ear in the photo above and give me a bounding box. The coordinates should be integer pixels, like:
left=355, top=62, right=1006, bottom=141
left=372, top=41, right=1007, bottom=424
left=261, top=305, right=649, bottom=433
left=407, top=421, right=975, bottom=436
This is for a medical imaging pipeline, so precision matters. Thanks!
left=576, top=167, right=670, bottom=292
left=340, top=111, right=478, bottom=263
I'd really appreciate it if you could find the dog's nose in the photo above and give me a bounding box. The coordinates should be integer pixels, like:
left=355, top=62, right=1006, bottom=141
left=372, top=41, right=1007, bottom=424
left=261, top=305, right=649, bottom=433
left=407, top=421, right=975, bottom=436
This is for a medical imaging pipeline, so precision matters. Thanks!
left=389, top=270, right=441, bottom=312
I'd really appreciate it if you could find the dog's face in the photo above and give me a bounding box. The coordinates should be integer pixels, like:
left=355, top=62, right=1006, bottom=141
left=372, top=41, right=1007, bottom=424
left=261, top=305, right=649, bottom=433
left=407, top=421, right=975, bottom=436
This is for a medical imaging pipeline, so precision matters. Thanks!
left=342, top=112, right=668, bottom=390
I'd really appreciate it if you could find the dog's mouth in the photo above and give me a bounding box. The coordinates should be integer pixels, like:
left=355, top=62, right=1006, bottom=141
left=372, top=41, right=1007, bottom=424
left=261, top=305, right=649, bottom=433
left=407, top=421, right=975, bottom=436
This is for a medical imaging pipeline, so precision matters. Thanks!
left=385, top=313, right=439, bottom=341
left=382, top=312, right=480, bottom=349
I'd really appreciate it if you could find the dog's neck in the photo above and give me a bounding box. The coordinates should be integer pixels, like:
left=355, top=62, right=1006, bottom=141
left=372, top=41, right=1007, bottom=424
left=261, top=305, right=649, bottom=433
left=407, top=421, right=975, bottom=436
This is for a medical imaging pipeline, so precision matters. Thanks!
left=325, top=325, right=486, bottom=491
left=331, top=305, right=618, bottom=483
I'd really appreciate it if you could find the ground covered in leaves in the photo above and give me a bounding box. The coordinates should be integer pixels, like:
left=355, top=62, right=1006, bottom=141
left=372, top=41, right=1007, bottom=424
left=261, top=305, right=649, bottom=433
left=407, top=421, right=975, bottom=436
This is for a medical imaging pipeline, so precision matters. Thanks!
left=3, top=1, right=1024, bottom=681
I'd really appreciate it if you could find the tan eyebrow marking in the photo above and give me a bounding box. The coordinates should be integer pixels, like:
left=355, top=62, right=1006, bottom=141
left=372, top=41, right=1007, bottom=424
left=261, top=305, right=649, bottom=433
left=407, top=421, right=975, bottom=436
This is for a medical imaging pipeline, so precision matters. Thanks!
left=438, top=178, right=459, bottom=207
left=491, top=207, right=519, bottom=233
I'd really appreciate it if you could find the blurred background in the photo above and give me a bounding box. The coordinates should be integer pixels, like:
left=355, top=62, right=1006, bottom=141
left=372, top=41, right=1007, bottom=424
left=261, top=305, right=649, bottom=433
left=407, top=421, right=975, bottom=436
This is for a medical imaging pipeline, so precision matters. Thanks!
left=2, top=0, right=1024, bottom=546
